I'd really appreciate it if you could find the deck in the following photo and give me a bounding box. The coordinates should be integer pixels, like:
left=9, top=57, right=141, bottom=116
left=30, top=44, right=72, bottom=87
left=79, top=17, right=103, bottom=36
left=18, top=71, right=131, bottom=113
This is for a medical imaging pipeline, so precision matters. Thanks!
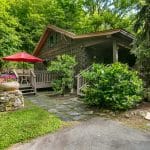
left=13, top=69, right=57, bottom=94
left=35, top=71, right=55, bottom=88
left=13, top=69, right=85, bottom=95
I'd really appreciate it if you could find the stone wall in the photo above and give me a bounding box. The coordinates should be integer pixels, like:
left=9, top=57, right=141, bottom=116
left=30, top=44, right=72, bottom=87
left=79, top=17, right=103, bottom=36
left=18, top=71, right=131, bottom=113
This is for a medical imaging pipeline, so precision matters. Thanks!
left=0, top=90, right=24, bottom=112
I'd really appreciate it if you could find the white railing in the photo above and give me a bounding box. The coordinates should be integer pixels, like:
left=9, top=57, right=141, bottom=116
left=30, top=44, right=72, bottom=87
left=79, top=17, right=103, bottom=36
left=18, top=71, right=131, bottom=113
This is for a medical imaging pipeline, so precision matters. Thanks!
left=11, top=69, right=58, bottom=92
left=12, top=69, right=37, bottom=94
left=76, top=66, right=92, bottom=96
left=35, top=71, right=57, bottom=88
left=30, top=70, right=37, bottom=94
left=13, top=69, right=19, bottom=82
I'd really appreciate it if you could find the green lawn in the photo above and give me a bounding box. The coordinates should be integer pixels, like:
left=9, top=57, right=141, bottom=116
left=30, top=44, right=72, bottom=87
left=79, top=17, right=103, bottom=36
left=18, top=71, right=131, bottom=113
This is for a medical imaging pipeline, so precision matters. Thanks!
left=0, top=101, right=63, bottom=150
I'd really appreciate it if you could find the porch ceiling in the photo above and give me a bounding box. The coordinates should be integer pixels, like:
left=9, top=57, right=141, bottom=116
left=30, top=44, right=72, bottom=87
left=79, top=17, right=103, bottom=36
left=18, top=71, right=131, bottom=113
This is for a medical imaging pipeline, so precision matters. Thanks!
left=85, top=39, right=112, bottom=50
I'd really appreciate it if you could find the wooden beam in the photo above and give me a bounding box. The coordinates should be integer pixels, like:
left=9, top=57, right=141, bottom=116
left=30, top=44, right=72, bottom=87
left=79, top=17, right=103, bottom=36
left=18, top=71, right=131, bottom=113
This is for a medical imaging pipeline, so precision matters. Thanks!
left=112, top=36, right=132, bottom=49
left=113, top=40, right=118, bottom=62
left=83, top=39, right=107, bottom=47
left=33, top=29, right=50, bottom=56
left=117, top=42, right=131, bottom=49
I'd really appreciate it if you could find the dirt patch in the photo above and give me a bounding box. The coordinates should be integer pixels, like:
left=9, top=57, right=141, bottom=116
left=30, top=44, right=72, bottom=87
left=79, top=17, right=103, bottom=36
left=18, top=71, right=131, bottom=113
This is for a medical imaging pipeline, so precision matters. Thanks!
left=102, top=102, right=150, bottom=132
left=116, top=115, right=150, bottom=131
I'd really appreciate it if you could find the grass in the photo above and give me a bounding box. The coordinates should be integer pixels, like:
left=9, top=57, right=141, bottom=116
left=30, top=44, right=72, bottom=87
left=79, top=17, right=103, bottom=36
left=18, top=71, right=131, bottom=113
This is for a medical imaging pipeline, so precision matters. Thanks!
left=0, top=101, right=63, bottom=150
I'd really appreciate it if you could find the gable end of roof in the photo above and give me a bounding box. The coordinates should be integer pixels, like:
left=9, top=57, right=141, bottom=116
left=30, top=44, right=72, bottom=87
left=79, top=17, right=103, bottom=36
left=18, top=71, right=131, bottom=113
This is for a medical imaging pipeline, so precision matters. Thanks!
left=33, top=25, right=135, bottom=56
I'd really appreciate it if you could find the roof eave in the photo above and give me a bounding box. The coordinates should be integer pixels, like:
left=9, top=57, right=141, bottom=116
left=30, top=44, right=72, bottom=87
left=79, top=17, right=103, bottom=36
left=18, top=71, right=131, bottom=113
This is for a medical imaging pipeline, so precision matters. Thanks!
left=33, top=26, right=135, bottom=56
left=47, top=25, right=76, bottom=39
left=119, top=30, right=135, bottom=40
left=33, top=28, right=49, bottom=56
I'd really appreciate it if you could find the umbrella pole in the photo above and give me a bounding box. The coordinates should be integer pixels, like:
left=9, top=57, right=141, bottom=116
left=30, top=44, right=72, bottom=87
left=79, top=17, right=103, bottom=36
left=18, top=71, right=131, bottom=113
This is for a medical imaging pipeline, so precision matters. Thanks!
left=23, top=62, right=24, bottom=74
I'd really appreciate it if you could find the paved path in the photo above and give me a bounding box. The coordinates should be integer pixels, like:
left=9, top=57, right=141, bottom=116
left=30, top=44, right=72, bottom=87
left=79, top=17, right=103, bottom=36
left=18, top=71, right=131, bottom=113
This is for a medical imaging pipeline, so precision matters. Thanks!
left=10, top=118, right=150, bottom=150
left=26, top=92, right=100, bottom=121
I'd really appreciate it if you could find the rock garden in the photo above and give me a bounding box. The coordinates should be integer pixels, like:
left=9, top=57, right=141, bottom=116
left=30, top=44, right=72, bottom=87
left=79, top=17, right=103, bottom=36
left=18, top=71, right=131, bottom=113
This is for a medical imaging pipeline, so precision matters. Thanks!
left=0, top=75, right=24, bottom=112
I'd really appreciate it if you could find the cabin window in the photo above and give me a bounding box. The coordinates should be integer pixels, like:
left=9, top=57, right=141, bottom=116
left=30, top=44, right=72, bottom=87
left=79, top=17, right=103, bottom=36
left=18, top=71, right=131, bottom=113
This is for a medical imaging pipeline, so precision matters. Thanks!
left=48, top=33, right=60, bottom=48
left=50, top=36, right=54, bottom=47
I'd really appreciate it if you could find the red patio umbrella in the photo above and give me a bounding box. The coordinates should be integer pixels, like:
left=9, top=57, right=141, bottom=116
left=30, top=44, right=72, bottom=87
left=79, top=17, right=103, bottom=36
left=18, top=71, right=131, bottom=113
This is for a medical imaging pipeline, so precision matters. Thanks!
left=2, top=52, right=43, bottom=73
left=2, top=52, right=43, bottom=62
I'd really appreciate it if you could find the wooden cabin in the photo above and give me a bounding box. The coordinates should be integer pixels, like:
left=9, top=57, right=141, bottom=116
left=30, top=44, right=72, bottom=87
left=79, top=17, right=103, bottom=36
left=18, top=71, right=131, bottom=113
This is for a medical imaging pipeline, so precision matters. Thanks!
left=32, top=25, right=136, bottom=95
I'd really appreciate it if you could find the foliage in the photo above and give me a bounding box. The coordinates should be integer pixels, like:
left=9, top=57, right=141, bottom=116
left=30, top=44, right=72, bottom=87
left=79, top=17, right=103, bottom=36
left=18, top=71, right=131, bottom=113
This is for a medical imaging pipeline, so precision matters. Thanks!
left=0, top=101, right=62, bottom=150
left=16, top=62, right=33, bottom=69
left=132, top=0, right=150, bottom=59
left=134, top=0, right=150, bottom=41
left=81, top=63, right=143, bottom=110
left=48, top=55, right=77, bottom=94
left=81, top=0, right=138, bottom=33
left=132, top=40, right=150, bottom=60
left=0, top=0, right=140, bottom=57
left=1, top=62, right=33, bottom=70
left=132, top=0, right=150, bottom=90
left=0, top=0, right=21, bottom=58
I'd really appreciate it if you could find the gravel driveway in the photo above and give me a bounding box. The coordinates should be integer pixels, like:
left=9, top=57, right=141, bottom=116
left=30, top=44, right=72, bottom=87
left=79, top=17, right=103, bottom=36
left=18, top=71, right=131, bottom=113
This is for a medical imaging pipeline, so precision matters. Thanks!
left=10, top=117, right=150, bottom=150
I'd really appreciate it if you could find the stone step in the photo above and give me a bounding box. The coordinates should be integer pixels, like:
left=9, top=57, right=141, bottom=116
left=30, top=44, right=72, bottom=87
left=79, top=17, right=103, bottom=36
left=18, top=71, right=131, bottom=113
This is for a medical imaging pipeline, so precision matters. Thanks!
left=21, top=89, right=35, bottom=95
left=20, top=86, right=35, bottom=95
left=21, top=88, right=34, bottom=92
left=20, top=85, right=32, bottom=89
left=23, top=91, right=35, bottom=95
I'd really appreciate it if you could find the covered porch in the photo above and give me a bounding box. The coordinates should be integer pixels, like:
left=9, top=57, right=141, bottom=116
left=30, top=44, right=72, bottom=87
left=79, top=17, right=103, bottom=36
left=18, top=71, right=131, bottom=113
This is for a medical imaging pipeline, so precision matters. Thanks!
left=84, top=39, right=136, bottom=67
left=76, top=39, right=136, bottom=95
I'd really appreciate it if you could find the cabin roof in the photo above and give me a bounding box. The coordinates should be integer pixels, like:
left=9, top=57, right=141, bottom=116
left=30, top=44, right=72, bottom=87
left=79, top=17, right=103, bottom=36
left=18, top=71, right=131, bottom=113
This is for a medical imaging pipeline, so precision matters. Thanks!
left=33, top=25, right=135, bottom=56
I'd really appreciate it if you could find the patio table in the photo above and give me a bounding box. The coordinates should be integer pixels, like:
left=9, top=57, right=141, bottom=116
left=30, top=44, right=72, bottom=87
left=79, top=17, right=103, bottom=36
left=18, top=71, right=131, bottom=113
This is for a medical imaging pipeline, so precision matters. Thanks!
left=19, top=74, right=30, bottom=85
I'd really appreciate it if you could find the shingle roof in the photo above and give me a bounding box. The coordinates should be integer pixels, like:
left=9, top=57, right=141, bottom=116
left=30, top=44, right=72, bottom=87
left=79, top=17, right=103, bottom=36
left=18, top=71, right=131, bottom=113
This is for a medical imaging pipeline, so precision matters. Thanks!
left=33, top=25, right=135, bottom=56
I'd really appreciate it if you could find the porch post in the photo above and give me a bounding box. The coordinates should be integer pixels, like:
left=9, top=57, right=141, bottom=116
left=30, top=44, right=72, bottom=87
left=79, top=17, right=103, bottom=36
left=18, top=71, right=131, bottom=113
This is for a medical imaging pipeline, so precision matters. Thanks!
left=113, top=40, right=118, bottom=62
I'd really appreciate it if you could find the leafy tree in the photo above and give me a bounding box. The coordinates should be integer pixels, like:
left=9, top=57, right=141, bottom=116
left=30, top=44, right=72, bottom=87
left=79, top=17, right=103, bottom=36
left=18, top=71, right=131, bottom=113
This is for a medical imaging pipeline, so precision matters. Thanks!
left=56, top=0, right=85, bottom=33
left=132, top=0, right=150, bottom=91
left=134, top=0, right=150, bottom=41
left=81, top=0, right=138, bottom=32
left=47, top=55, right=77, bottom=94
left=132, top=0, right=150, bottom=60
left=132, top=0, right=150, bottom=58
left=0, top=0, right=21, bottom=57
left=0, top=0, right=21, bottom=69
left=9, top=0, right=47, bottom=53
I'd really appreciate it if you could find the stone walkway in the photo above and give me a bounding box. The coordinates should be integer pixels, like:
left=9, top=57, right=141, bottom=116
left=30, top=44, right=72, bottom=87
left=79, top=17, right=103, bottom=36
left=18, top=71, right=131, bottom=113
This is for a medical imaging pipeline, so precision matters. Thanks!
left=26, top=92, right=99, bottom=121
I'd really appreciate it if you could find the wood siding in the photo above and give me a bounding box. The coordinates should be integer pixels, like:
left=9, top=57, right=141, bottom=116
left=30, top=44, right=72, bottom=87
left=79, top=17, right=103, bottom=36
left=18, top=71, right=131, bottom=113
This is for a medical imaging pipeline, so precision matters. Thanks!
left=34, top=30, right=134, bottom=73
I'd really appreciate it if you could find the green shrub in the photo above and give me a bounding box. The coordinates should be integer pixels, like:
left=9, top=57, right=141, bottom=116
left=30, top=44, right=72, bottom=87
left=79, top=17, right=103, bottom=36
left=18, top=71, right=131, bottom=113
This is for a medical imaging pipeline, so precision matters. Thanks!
left=81, top=63, right=143, bottom=110
left=47, top=54, right=77, bottom=94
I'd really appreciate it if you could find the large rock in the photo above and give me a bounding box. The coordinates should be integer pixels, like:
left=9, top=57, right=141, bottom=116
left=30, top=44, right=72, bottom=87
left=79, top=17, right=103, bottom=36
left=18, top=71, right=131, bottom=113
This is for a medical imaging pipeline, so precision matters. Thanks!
left=0, top=81, right=19, bottom=91
left=0, top=90, right=24, bottom=111
left=144, top=112, right=150, bottom=120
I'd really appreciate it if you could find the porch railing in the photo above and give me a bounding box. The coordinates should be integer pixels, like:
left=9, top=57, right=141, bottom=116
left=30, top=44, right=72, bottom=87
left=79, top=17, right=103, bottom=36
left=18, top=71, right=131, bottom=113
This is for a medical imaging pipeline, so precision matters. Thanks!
left=76, top=66, right=92, bottom=96
left=34, top=71, right=57, bottom=88
left=13, top=69, right=19, bottom=82
left=30, top=70, right=37, bottom=93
